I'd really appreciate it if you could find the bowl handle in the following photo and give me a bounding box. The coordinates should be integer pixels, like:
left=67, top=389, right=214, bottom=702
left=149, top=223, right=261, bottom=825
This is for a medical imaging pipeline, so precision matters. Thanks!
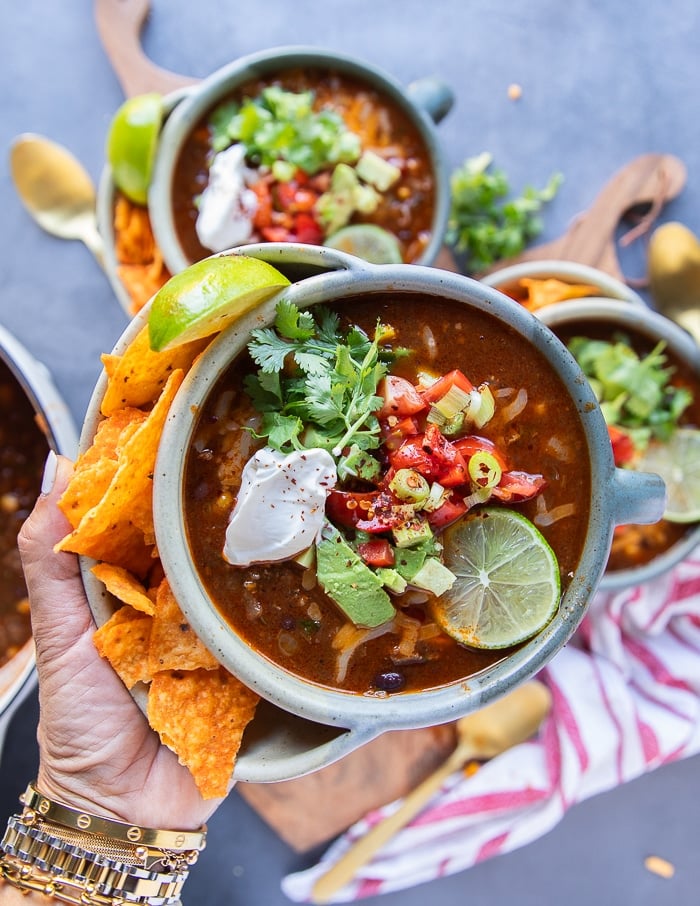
left=610, top=467, right=667, bottom=526
left=406, top=77, right=455, bottom=124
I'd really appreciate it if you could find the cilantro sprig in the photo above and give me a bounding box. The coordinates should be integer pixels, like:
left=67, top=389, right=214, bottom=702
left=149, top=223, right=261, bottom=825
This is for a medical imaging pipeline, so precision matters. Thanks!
left=568, top=333, right=692, bottom=451
left=446, top=152, right=562, bottom=273
left=245, top=300, right=392, bottom=457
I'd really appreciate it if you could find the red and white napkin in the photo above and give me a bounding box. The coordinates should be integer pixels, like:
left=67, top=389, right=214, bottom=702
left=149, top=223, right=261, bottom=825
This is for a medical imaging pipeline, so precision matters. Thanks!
left=282, top=546, right=700, bottom=902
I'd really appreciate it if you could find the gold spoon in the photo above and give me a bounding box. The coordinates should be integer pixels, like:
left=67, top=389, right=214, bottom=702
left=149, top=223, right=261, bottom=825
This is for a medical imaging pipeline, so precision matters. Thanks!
left=9, top=133, right=105, bottom=268
left=311, top=680, right=553, bottom=904
left=648, top=221, right=700, bottom=346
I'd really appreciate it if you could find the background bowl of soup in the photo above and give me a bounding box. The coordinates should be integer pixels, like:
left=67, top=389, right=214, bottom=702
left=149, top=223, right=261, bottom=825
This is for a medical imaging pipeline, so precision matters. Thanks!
left=146, top=46, right=453, bottom=277
left=0, top=325, right=78, bottom=761
left=130, top=243, right=666, bottom=780
left=536, top=298, right=700, bottom=591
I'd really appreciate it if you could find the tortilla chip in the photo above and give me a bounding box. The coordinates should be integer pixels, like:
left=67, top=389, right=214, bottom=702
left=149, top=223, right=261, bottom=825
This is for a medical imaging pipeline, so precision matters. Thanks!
left=518, top=277, right=601, bottom=311
left=100, top=325, right=207, bottom=417
left=93, top=605, right=153, bottom=688
left=55, top=370, right=183, bottom=576
left=147, top=668, right=259, bottom=799
left=148, top=579, right=219, bottom=673
left=91, top=563, right=155, bottom=616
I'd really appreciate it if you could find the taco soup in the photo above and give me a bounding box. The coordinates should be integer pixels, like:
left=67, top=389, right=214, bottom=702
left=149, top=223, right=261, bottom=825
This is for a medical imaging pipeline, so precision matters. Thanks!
left=183, top=293, right=591, bottom=695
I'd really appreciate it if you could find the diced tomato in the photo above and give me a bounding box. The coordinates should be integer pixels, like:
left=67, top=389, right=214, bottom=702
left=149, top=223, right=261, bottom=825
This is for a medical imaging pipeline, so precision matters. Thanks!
left=426, top=494, right=468, bottom=528
left=326, top=490, right=378, bottom=529
left=453, top=435, right=510, bottom=471
left=274, top=181, right=298, bottom=210
left=355, top=488, right=414, bottom=533
left=390, top=424, right=469, bottom=488
left=293, top=212, right=324, bottom=245
left=291, top=188, right=319, bottom=212
left=491, top=470, right=547, bottom=502
left=261, top=225, right=293, bottom=243
left=250, top=181, right=273, bottom=228
left=420, top=369, right=474, bottom=403
left=608, top=425, right=635, bottom=466
left=381, top=416, right=421, bottom=451
left=357, top=538, right=395, bottom=567
left=376, top=375, right=426, bottom=418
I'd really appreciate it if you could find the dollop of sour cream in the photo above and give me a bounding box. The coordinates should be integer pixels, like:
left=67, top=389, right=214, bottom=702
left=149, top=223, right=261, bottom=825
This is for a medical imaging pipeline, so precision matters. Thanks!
left=195, top=143, right=259, bottom=252
left=223, top=447, right=338, bottom=567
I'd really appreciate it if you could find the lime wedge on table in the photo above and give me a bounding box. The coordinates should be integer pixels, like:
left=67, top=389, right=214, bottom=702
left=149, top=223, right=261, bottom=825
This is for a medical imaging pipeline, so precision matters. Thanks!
left=432, top=508, right=561, bottom=650
left=148, top=256, right=291, bottom=351
left=106, top=92, right=163, bottom=205
left=324, top=224, right=403, bottom=264
left=631, top=427, right=700, bottom=523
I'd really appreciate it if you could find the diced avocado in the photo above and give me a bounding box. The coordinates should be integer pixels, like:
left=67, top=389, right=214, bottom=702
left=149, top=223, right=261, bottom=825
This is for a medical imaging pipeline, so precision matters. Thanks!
left=353, top=183, right=381, bottom=214
left=376, top=568, right=408, bottom=594
left=316, top=163, right=360, bottom=234
left=316, top=525, right=395, bottom=628
left=392, top=517, right=434, bottom=549
left=410, top=557, right=457, bottom=596
left=393, top=547, right=428, bottom=581
left=356, top=150, right=402, bottom=191
left=337, top=443, right=382, bottom=483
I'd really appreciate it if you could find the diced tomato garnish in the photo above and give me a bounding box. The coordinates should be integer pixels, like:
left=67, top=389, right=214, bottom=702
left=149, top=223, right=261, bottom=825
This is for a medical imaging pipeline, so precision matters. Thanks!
left=250, top=181, right=273, bottom=228
left=355, top=488, right=414, bottom=533
left=453, top=435, right=510, bottom=471
left=390, top=424, right=469, bottom=488
left=420, top=369, right=474, bottom=403
left=426, top=494, right=468, bottom=528
left=357, top=538, right=395, bottom=567
left=389, top=436, right=434, bottom=474
left=381, top=416, right=421, bottom=451
left=376, top=375, right=427, bottom=418
left=326, top=490, right=378, bottom=529
left=274, top=181, right=298, bottom=210
left=491, top=470, right=547, bottom=502
left=291, top=188, right=319, bottom=212
left=608, top=425, right=636, bottom=466
left=261, top=225, right=293, bottom=242
left=293, top=212, right=324, bottom=244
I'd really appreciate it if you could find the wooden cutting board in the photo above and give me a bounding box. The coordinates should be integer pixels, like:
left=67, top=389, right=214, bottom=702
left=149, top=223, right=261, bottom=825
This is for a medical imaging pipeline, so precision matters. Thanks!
left=93, top=0, right=686, bottom=854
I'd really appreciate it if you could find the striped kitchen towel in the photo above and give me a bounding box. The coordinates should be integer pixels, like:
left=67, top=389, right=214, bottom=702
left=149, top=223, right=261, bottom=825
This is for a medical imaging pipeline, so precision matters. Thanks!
left=282, top=546, right=700, bottom=902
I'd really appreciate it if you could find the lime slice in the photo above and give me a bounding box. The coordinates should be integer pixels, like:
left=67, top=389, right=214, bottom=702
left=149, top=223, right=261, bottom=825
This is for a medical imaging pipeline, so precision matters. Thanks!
left=148, top=255, right=291, bottom=352
left=630, top=427, right=700, bottom=523
left=324, top=224, right=403, bottom=264
left=106, top=93, right=163, bottom=205
left=432, top=507, right=561, bottom=650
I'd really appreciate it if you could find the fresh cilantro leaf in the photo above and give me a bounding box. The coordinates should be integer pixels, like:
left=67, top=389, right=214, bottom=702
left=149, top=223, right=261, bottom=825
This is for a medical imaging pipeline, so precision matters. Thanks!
left=274, top=300, right=316, bottom=340
left=446, top=152, right=562, bottom=273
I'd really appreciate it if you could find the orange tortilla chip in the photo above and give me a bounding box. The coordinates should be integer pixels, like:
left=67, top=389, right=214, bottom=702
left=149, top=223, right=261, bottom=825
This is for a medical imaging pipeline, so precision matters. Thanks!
left=91, top=563, right=155, bottom=616
left=148, top=579, right=219, bottom=673
left=100, top=325, right=207, bottom=417
left=93, top=605, right=153, bottom=688
left=147, top=668, right=259, bottom=799
left=519, top=277, right=601, bottom=311
left=56, top=370, right=183, bottom=576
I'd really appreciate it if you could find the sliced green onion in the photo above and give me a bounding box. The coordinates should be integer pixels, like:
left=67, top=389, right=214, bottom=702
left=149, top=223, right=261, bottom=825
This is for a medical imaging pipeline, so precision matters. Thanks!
left=389, top=468, right=430, bottom=504
left=468, top=451, right=502, bottom=489
left=472, top=384, right=495, bottom=429
left=421, top=482, right=448, bottom=513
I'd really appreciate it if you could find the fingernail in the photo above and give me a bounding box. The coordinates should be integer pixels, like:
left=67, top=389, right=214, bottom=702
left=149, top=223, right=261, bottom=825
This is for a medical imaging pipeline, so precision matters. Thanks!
left=41, top=450, right=58, bottom=495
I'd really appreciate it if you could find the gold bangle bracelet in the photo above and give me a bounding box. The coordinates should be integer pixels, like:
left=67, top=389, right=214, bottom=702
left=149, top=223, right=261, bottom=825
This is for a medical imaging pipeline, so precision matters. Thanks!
left=21, top=784, right=207, bottom=852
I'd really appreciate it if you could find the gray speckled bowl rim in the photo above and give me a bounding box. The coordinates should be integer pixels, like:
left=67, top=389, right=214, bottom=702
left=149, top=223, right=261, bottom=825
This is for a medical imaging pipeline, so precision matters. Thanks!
left=146, top=244, right=665, bottom=780
left=147, top=45, right=453, bottom=276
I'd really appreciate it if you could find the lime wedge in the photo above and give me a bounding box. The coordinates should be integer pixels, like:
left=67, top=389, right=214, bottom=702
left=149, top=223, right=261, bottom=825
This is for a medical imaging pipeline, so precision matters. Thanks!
left=432, top=507, right=561, bottom=650
left=630, top=427, right=700, bottom=523
left=324, top=224, right=403, bottom=264
left=106, top=93, right=163, bottom=205
left=148, top=256, right=291, bottom=352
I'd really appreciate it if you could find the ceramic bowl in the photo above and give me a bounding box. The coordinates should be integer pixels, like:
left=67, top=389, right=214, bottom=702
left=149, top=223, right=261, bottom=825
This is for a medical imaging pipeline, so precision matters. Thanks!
left=147, top=45, right=454, bottom=275
left=481, top=259, right=646, bottom=311
left=133, top=243, right=665, bottom=782
left=537, top=298, right=700, bottom=591
left=0, top=325, right=78, bottom=761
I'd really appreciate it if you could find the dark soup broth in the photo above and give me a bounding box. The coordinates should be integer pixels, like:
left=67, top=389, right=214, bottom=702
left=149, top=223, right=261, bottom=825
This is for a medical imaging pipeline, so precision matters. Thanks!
left=184, top=294, right=591, bottom=694
left=555, top=320, right=700, bottom=573
left=0, top=359, right=49, bottom=667
left=172, top=68, right=436, bottom=265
